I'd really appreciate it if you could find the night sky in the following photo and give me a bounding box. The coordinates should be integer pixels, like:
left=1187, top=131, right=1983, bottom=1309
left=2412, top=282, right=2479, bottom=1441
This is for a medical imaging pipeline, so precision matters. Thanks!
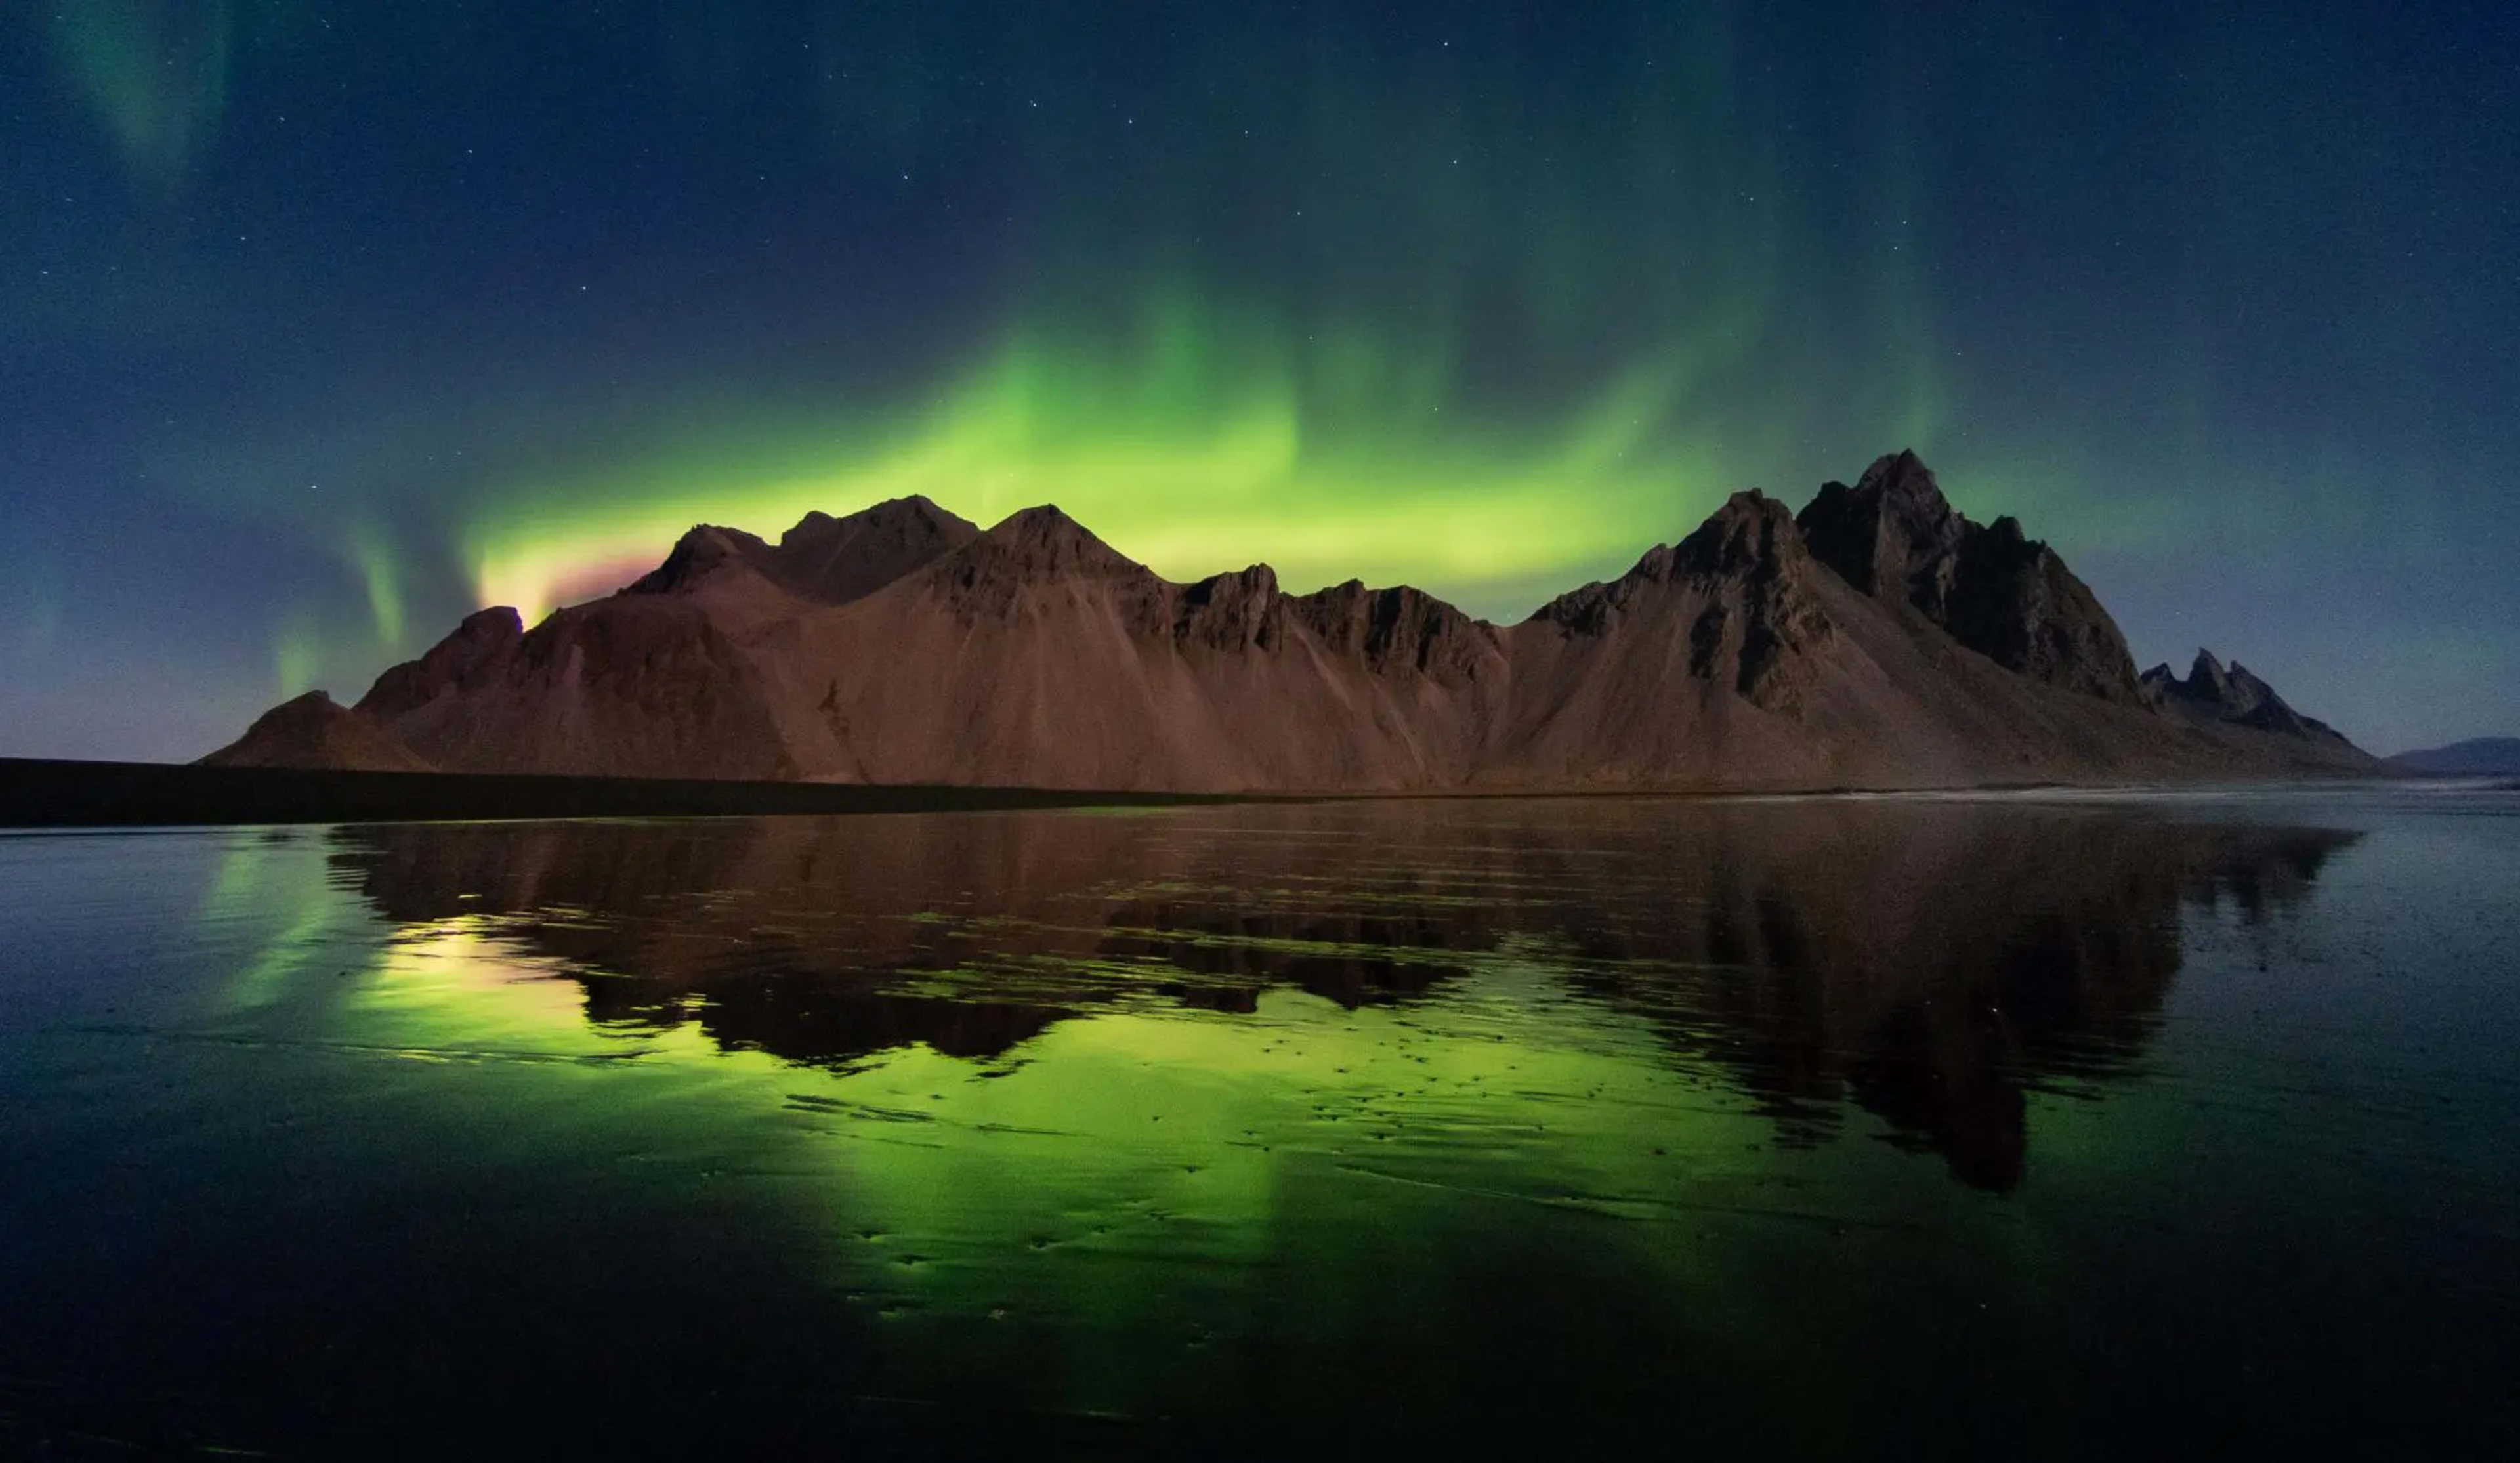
left=6, top=1, right=2515, bottom=760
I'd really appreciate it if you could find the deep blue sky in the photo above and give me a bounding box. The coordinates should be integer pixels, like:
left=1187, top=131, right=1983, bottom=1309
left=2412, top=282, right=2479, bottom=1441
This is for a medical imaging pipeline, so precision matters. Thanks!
left=5, top=1, right=2515, bottom=758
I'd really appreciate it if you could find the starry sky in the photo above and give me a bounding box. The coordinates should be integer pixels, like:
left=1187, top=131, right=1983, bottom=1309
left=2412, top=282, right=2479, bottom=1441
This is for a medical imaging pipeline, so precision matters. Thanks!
left=5, top=1, right=2515, bottom=759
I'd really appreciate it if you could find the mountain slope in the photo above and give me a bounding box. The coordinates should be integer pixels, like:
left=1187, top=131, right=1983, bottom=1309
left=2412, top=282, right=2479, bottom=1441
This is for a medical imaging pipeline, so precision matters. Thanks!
left=734, top=505, right=1509, bottom=789
left=201, top=692, right=434, bottom=773
left=204, top=454, right=2374, bottom=790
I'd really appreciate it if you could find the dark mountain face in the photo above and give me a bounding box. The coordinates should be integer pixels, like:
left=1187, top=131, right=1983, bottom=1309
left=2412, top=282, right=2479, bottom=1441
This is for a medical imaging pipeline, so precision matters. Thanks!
left=1797, top=450, right=1969, bottom=614
left=1797, top=451, right=2145, bottom=704
left=1531, top=492, right=1833, bottom=711
left=1290, top=580, right=1503, bottom=685
left=202, top=452, right=2372, bottom=790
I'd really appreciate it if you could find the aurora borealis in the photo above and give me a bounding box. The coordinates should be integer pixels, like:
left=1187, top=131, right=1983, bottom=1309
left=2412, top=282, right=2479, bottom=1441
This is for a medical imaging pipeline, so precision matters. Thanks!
left=5, top=1, right=2515, bottom=757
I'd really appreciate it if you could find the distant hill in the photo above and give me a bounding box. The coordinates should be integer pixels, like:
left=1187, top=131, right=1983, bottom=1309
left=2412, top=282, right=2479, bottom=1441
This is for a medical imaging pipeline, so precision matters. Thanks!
left=203, top=450, right=2375, bottom=793
left=2385, top=738, right=2520, bottom=776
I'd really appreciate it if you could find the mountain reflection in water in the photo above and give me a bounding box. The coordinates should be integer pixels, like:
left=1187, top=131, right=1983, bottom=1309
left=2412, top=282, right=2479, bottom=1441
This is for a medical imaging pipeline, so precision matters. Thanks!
left=329, top=800, right=2356, bottom=1191
left=16, top=792, right=2515, bottom=1460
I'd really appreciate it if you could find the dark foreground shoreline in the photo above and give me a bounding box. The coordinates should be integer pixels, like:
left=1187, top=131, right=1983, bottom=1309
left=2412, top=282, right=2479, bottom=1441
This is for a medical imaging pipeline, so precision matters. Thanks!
left=1, top=757, right=2412, bottom=829
left=0, top=758, right=1232, bottom=828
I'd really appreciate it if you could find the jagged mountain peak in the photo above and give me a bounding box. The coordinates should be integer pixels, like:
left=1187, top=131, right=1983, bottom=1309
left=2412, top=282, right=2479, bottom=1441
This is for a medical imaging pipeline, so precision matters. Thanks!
left=629, top=524, right=771, bottom=596
left=1168, top=564, right=1287, bottom=654
left=912, top=503, right=1157, bottom=622
left=1532, top=490, right=1811, bottom=637
left=768, top=495, right=980, bottom=604
left=1854, top=447, right=1956, bottom=515
left=975, top=503, right=1144, bottom=576
left=457, top=605, right=526, bottom=639
left=1673, top=490, right=1806, bottom=577
left=1181, top=562, right=1282, bottom=608
left=2145, top=647, right=2351, bottom=748
left=1513, top=489, right=1830, bottom=712
left=358, top=606, right=526, bottom=721
left=1289, top=578, right=1502, bottom=683
left=628, top=497, right=982, bottom=608
left=774, top=494, right=967, bottom=558
left=780, top=492, right=961, bottom=543
left=1799, top=452, right=1965, bottom=608
left=1796, top=452, right=2141, bottom=704
left=1978, top=513, right=2032, bottom=546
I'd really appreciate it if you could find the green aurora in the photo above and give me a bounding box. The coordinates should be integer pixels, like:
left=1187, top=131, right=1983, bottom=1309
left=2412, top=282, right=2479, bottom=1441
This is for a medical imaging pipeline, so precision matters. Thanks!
left=5, top=1, right=2514, bottom=754
left=463, top=290, right=1807, bottom=627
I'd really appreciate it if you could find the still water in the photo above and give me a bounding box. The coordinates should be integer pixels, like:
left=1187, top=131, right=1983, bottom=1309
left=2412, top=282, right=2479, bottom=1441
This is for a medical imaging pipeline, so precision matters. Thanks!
left=2, top=788, right=2515, bottom=1456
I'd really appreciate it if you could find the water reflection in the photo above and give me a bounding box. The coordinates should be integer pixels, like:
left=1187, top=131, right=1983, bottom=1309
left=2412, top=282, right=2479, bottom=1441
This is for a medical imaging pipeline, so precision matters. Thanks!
left=329, top=801, right=2355, bottom=1190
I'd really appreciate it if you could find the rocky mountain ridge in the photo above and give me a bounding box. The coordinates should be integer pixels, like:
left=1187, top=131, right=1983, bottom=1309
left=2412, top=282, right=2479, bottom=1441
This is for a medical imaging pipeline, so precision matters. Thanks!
left=2139, top=649, right=2355, bottom=746
left=205, top=451, right=2373, bottom=791
left=1796, top=450, right=2145, bottom=704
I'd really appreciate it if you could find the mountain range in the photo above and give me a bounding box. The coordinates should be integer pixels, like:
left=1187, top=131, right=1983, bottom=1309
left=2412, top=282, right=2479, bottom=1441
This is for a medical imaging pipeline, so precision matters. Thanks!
left=2383, top=738, right=2520, bottom=776
left=206, top=450, right=2372, bottom=791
